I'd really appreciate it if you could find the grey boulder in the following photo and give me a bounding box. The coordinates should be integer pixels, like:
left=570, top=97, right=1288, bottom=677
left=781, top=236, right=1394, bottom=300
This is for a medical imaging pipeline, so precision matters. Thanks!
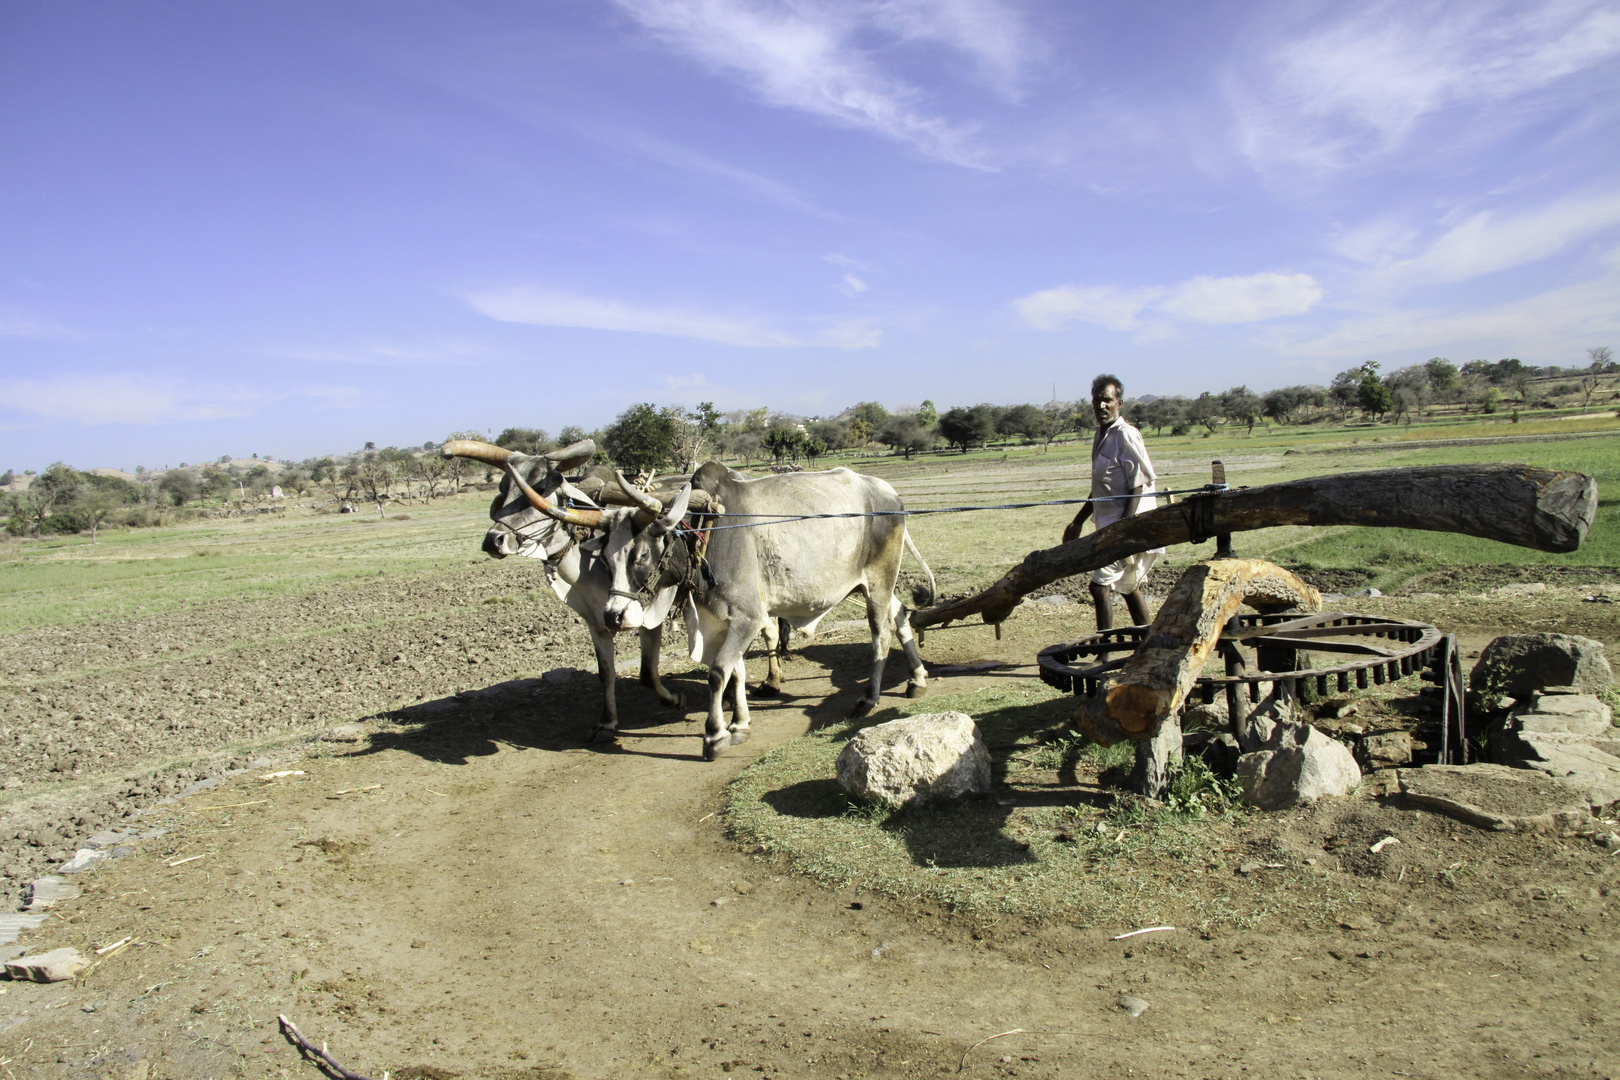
left=1471, top=634, right=1613, bottom=706
left=1237, top=725, right=1361, bottom=810
left=836, top=712, right=992, bottom=808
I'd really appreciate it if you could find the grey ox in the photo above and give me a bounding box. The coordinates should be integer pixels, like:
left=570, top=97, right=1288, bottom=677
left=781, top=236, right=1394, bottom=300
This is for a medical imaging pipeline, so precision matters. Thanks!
left=441, top=438, right=689, bottom=742
left=592, top=461, right=935, bottom=760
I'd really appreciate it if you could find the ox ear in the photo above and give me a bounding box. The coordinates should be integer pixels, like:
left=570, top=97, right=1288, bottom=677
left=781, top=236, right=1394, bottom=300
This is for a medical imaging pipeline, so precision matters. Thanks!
left=544, top=439, right=596, bottom=473
left=651, top=483, right=692, bottom=536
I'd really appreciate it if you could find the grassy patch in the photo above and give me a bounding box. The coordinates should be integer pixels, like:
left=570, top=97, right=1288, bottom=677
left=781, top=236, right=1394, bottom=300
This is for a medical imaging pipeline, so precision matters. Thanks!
left=724, top=684, right=1350, bottom=931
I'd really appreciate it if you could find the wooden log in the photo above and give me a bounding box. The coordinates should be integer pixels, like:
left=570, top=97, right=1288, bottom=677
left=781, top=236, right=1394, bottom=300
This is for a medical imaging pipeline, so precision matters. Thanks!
left=910, top=463, right=1596, bottom=630
left=1077, top=560, right=1319, bottom=745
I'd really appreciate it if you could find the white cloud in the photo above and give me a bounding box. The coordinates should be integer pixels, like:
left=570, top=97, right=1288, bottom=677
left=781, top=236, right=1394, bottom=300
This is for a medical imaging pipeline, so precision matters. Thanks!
left=816, top=318, right=883, bottom=349
left=1157, top=272, right=1325, bottom=324
left=1265, top=247, right=1620, bottom=360
left=468, top=285, right=799, bottom=347
left=1012, top=284, right=1166, bottom=331
left=467, top=285, right=881, bottom=349
left=1232, top=0, right=1620, bottom=169
left=613, top=0, right=1032, bottom=167
left=1013, top=272, right=1322, bottom=330
left=0, top=377, right=280, bottom=426
left=1358, top=189, right=1620, bottom=287
left=838, top=273, right=868, bottom=296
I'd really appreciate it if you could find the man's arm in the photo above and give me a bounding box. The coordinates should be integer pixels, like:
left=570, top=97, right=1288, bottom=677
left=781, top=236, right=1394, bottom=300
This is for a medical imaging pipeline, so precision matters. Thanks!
left=1061, top=502, right=1092, bottom=544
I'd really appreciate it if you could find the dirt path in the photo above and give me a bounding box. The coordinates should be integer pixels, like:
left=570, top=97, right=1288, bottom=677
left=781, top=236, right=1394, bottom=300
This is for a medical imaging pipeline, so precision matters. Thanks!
left=4, top=585, right=1619, bottom=1080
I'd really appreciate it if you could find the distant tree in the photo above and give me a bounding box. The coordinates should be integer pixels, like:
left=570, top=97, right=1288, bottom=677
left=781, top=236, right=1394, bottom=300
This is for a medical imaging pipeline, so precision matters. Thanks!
left=937, top=405, right=998, bottom=452
left=556, top=425, right=590, bottom=447
left=802, top=437, right=829, bottom=465
left=1353, top=363, right=1391, bottom=419
left=877, top=414, right=937, bottom=459
left=808, top=418, right=850, bottom=451
left=158, top=470, right=200, bottom=506
left=495, top=427, right=550, bottom=455
left=1188, top=392, right=1224, bottom=434
left=996, top=403, right=1056, bottom=445
left=77, top=488, right=119, bottom=542
left=916, top=399, right=938, bottom=427
left=1220, top=386, right=1261, bottom=434
left=669, top=401, right=723, bottom=470
left=602, top=403, right=681, bottom=474
left=849, top=401, right=888, bottom=428
left=1583, top=347, right=1613, bottom=407
left=762, top=423, right=805, bottom=463
left=363, top=441, right=376, bottom=451
left=0, top=470, right=12, bottom=487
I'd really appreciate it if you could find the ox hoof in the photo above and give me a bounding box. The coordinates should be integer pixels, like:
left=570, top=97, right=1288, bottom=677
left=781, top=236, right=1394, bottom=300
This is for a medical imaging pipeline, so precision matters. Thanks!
left=848, top=699, right=875, bottom=719
left=753, top=683, right=781, bottom=698
left=906, top=681, right=928, bottom=699
left=588, top=727, right=619, bottom=744
left=702, top=738, right=726, bottom=762
left=728, top=729, right=750, bottom=746
left=662, top=690, right=686, bottom=710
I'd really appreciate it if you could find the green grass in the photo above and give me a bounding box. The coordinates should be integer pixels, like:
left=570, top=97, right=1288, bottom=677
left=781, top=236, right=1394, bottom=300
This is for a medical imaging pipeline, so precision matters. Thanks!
left=0, top=497, right=500, bottom=634
left=724, top=683, right=1346, bottom=930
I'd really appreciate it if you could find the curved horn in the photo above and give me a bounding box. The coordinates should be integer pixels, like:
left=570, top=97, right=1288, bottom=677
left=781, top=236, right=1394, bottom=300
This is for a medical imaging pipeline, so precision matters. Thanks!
left=441, top=440, right=513, bottom=466
left=650, top=483, right=693, bottom=536
left=614, top=470, right=663, bottom=517
left=543, top=439, right=596, bottom=472
left=506, top=463, right=602, bottom=529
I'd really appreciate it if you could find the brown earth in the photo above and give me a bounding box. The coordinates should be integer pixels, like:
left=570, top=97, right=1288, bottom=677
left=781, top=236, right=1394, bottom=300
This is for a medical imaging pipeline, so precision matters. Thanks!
left=2, top=566, right=1619, bottom=1080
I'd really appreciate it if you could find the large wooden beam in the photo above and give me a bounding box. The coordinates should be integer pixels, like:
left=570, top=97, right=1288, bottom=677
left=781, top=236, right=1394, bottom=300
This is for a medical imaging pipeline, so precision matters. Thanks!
left=1078, top=560, right=1319, bottom=745
left=910, top=464, right=1596, bottom=630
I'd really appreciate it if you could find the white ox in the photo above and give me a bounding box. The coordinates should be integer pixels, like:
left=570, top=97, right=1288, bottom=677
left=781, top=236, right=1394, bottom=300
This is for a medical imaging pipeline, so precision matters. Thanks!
left=441, top=439, right=687, bottom=743
left=597, top=461, right=934, bottom=760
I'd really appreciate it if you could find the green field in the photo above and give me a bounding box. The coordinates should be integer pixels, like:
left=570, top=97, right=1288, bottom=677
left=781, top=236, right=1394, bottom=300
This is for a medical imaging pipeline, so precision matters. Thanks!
left=0, top=417, right=1615, bottom=636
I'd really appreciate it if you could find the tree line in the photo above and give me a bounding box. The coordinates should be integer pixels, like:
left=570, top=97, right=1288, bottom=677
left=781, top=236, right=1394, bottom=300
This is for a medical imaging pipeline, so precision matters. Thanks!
left=3, top=348, right=1612, bottom=538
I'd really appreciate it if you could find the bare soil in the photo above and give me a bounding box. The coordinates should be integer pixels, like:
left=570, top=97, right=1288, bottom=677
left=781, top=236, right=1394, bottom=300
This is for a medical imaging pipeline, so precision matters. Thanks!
left=2, top=567, right=1619, bottom=1080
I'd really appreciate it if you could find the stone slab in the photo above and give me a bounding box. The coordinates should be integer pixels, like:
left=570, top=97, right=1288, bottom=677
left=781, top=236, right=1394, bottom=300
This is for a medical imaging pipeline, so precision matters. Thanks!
left=5, top=946, right=89, bottom=982
left=23, top=876, right=79, bottom=911
left=0, top=912, right=49, bottom=945
left=1398, top=764, right=1595, bottom=832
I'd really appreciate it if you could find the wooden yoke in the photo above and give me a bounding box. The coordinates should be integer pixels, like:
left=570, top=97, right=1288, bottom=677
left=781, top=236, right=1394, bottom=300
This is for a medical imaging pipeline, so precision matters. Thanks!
left=1078, top=559, right=1319, bottom=746
left=909, top=464, right=1596, bottom=631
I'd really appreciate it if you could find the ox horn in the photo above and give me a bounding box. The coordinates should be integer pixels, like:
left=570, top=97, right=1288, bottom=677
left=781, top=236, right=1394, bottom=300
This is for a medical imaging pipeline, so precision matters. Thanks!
left=543, top=438, right=596, bottom=473
left=614, top=470, right=663, bottom=519
left=650, top=483, right=692, bottom=537
left=505, top=463, right=603, bottom=529
left=441, top=440, right=514, bottom=466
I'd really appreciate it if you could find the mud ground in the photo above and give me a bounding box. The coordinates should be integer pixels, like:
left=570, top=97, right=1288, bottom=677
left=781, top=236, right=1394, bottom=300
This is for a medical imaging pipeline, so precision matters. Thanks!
left=1, top=559, right=1618, bottom=1080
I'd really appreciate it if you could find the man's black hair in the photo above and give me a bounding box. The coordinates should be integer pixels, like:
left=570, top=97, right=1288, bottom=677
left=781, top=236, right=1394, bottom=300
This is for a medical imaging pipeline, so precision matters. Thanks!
left=1091, top=374, right=1123, bottom=400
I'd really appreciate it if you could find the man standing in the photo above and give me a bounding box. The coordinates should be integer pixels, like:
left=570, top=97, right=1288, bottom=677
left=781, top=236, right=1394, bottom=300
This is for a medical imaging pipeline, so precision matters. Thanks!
left=1061, top=374, right=1162, bottom=630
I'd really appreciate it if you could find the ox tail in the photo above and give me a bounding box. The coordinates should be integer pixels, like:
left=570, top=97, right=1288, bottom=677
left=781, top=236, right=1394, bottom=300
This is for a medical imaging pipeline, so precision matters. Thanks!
left=901, top=527, right=936, bottom=608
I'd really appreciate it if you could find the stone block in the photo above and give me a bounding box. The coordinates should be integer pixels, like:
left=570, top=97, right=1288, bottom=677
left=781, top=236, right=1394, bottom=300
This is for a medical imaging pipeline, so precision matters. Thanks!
left=1236, top=726, right=1360, bottom=810
left=5, top=946, right=88, bottom=982
left=1471, top=634, right=1613, bottom=706
left=836, top=712, right=991, bottom=808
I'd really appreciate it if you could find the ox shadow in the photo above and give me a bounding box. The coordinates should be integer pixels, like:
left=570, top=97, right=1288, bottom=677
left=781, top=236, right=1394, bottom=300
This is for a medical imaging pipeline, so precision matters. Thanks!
left=347, top=673, right=717, bottom=765
left=757, top=694, right=1112, bottom=871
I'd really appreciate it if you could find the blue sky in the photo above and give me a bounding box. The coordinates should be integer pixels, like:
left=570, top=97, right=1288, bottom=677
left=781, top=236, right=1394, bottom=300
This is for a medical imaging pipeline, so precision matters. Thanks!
left=2, top=0, right=1617, bottom=471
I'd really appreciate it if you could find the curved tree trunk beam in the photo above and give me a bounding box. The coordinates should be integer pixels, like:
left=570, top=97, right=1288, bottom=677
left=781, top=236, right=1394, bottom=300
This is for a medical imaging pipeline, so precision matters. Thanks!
left=910, top=464, right=1596, bottom=630
left=1078, top=560, right=1319, bottom=746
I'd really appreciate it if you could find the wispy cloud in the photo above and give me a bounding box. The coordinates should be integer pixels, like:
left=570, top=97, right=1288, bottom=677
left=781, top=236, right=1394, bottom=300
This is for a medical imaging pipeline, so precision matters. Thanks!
left=0, top=376, right=281, bottom=426
left=1264, top=247, right=1620, bottom=360
left=1157, top=272, right=1324, bottom=324
left=1014, top=272, right=1322, bottom=331
left=1351, top=188, right=1620, bottom=289
left=1231, top=0, right=1620, bottom=170
left=0, top=314, right=82, bottom=339
left=614, top=0, right=1034, bottom=167
left=1013, top=284, right=1166, bottom=332
left=466, top=285, right=880, bottom=348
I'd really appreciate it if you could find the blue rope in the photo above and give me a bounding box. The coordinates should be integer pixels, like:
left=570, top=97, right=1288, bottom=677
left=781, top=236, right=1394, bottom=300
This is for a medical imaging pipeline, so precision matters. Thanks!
left=655, top=484, right=1229, bottom=532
